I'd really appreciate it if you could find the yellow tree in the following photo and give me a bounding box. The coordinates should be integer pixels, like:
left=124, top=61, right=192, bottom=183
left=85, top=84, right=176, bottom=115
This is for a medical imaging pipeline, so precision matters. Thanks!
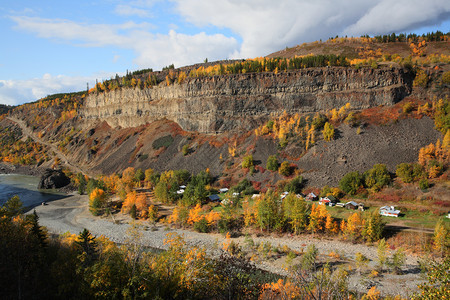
left=322, top=122, right=335, bottom=141
left=89, top=188, right=106, bottom=216
left=433, top=219, right=448, bottom=257
left=345, top=213, right=364, bottom=241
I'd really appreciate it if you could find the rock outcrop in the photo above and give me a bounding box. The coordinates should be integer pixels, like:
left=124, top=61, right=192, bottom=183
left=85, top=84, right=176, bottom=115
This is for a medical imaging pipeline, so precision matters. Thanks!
left=38, top=169, right=71, bottom=189
left=81, top=67, right=413, bottom=133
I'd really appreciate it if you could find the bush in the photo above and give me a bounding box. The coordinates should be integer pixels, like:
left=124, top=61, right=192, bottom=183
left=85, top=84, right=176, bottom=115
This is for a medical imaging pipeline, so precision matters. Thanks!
left=278, top=161, right=292, bottom=177
left=194, top=218, right=210, bottom=233
left=152, top=135, right=174, bottom=150
left=402, top=102, right=414, bottom=114
left=413, top=69, right=429, bottom=88
left=419, top=178, right=429, bottom=190
left=242, top=155, right=254, bottom=169
left=266, top=155, right=278, bottom=171
left=182, top=144, right=190, bottom=156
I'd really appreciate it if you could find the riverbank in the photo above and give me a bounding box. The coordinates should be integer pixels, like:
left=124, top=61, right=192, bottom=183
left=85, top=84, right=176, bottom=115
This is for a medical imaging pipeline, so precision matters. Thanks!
left=0, top=162, right=46, bottom=176
left=32, top=193, right=426, bottom=298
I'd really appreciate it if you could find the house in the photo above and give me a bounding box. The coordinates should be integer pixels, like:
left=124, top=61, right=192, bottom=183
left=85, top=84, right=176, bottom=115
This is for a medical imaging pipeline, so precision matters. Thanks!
left=306, top=192, right=318, bottom=201
left=336, top=203, right=345, bottom=207
left=379, top=206, right=400, bottom=217
left=319, top=195, right=337, bottom=206
left=345, top=201, right=364, bottom=211
left=179, top=185, right=186, bottom=189
left=176, top=189, right=185, bottom=195
left=251, top=194, right=261, bottom=199
left=208, top=194, right=221, bottom=202
left=219, top=188, right=229, bottom=193
left=232, top=192, right=239, bottom=197
left=280, top=191, right=289, bottom=199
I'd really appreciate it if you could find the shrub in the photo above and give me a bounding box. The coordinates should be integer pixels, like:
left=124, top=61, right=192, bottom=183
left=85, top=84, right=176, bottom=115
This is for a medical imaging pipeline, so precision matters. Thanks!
left=278, top=161, right=292, bottom=177
left=242, top=155, right=254, bottom=169
left=419, top=178, right=429, bottom=190
left=413, top=69, right=429, bottom=88
left=266, top=155, right=278, bottom=171
left=182, top=144, right=190, bottom=156
left=194, top=218, right=210, bottom=233
left=402, top=102, right=414, bottom=114
left=152, top=135, right=174, bottom=150
left=442, top=71, right=450, bottom=85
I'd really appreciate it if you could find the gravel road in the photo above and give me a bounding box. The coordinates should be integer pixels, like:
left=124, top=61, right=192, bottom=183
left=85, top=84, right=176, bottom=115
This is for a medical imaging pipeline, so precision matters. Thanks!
left=32, top=194, right=425, bottom=298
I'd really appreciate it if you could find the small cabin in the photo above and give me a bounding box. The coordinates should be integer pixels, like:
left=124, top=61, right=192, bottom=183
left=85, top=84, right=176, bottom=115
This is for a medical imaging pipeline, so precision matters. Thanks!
left=379, top=206, right=400, bottom=217
left=208, top=194, right=221, bottom=202
left=345, top=201, right=364, bottom=211
left=219, top=188, right=229, bottom=193
left=319, top=195, right=337, bottom=206
left=306, top=192, right=318, bottom=201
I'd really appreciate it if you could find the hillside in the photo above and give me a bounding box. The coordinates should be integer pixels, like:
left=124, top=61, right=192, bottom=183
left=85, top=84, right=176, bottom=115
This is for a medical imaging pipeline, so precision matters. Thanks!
left=0, top=36, right=448, bottom=189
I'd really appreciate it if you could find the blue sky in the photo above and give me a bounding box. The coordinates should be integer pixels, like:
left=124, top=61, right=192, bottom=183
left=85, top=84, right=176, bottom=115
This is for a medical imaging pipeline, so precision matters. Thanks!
left=1, top=0, right=449, bottom=105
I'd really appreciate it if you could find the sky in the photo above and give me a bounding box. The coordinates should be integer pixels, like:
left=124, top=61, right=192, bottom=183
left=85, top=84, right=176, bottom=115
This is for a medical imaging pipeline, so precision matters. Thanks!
left=0, top=0, right=449, bottom=106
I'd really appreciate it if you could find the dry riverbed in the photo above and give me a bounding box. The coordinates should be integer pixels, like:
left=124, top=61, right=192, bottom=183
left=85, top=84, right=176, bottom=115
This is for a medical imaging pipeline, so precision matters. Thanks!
left=33, top=193, right=426, bottom=298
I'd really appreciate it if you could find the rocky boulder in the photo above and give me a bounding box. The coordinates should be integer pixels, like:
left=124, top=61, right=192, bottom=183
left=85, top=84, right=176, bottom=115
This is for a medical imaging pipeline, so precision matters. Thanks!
left=38, top=169, right=71, bottom=189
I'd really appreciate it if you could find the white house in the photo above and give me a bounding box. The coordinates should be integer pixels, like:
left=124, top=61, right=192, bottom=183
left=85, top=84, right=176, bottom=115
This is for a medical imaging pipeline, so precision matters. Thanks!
left=219, top=188, right=229, bottom=193
left=379, top=206, right=400, bottom=217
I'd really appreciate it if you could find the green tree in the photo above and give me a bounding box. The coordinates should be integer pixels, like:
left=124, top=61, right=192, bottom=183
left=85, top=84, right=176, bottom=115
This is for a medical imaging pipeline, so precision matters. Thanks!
left=130, top=204, right=137, bottom=219
left=362, top=211, right=385, bottom=242
left=283, top=193, right=309, bottom=234
left=76, top=229, right=98, bottom=267
left=154, top=181, right=170, bottom=203
left=364, top=164, right=391, bottom=191
left=0, top=195, right=24, bottom=218
left=242, top=155, right=254, bottom=169
left=256, top=190, right=282, bottom=232
left=396, top=163, right=414, bottom=183
left=77, top=173, right=87, bottom=195
left=266, top=155, right=278, bottom=171
left=284, top=176, right=304, bottom=194
left=377, top=238, right=388, bottom=272
left=339, top=171, right=362, bottom=195
left=134, top=168, right=145, bottom=182
left=300, top=244, right=318, bottom=271
left=388, top=248, right=406, bottom=274
left=355, top=252, right=369, bottom=275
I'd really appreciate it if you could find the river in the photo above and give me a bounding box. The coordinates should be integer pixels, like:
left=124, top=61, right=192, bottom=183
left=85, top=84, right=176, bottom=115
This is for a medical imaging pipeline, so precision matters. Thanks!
left=0, top=174, right=68, bottom=211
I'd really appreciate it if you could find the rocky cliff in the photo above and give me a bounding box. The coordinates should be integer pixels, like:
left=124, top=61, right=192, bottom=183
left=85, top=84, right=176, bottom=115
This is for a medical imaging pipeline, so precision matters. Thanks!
left=81, top=67, right=413, bottom=133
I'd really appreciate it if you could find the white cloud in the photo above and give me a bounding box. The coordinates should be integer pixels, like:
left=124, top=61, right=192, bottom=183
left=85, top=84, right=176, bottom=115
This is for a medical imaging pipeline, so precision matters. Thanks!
left=0, top=73, right=114, bottom=106
left=115, top=4, right=150, bottom=18
left=344, top=0, right=450, bottom=36
left=173, top=0, right=450, bottom=57
left=10, top=16, right=238, bottom=69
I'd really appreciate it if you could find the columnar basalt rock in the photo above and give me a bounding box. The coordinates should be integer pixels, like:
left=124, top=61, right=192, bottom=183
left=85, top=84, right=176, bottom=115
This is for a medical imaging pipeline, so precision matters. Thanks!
left=81, top=67, right=412, bottom=133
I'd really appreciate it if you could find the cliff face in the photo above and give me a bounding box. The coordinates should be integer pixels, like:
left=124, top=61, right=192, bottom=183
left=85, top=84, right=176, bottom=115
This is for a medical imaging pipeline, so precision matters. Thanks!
left=81, top=67, right=413, bottom=133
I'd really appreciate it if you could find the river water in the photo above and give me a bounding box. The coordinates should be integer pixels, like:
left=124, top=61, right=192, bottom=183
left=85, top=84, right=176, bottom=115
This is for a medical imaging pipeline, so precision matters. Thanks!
left=0, top=174, right=68, bottom=211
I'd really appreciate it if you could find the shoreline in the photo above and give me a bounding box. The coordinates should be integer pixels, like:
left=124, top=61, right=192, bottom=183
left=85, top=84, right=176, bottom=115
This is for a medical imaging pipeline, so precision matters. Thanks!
left=0, top=162, right=46, bottom=177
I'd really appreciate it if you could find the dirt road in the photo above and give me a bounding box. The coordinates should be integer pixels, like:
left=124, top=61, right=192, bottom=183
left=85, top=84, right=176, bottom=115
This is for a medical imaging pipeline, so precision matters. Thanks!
left=7, top=117, right=89, bottom=175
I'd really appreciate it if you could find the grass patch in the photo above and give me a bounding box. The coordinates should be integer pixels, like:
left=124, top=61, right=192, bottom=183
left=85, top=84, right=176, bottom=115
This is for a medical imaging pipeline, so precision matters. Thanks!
left=152, top=135, right=174, bottom=150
